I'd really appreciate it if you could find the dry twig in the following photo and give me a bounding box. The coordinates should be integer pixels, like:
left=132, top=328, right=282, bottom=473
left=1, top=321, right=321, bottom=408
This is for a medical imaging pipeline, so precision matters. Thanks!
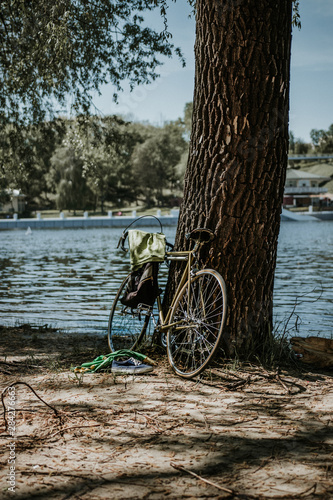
left=170, top=461, right=235, bottom=496
left=1, top=381, right=60, bottom=431
left=170, top=463, right=318, bottom=499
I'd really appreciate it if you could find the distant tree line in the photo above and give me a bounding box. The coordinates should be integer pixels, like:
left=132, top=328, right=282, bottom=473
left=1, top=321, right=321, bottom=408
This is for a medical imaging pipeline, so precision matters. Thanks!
left=289, top=124, right=333, bottom=155
left=2, top=112, right=332, bottom=215
left=0, top=112, right=189, bottom=215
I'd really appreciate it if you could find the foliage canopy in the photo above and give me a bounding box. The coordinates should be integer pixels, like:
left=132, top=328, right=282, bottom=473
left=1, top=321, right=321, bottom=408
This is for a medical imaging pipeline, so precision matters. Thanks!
left=0, top=0, right=182, bottom=125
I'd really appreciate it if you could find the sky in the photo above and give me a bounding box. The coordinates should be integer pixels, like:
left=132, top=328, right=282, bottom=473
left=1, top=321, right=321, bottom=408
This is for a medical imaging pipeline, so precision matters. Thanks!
left=93, top=0, right=333, bottom=143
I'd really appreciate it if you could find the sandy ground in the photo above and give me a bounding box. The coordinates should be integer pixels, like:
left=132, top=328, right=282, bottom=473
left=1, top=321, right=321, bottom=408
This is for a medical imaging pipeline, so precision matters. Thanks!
left=0, top=325, right=332, bottom=500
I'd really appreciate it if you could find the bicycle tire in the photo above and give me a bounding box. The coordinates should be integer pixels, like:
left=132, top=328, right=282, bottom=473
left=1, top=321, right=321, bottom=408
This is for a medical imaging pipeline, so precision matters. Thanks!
left=166, top=269, right=227, bottom=378
left=108, top=274, right=153, bottom=352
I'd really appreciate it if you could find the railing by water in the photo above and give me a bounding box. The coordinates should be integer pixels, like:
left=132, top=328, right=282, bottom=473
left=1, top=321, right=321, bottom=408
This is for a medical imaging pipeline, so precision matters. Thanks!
left=0, top=210, right=180, bottom=231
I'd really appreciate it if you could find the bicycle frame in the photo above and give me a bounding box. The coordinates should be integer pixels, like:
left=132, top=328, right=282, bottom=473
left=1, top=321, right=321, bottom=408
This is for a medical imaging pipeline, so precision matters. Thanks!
left=154, top=241, right=202, bottom=332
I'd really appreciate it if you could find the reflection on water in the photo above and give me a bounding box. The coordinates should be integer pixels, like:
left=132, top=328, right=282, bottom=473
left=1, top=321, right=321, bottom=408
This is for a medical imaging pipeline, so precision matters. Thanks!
left=274, top=221, right=333, bottom=338
left=0, top=222, right=332, bottom=338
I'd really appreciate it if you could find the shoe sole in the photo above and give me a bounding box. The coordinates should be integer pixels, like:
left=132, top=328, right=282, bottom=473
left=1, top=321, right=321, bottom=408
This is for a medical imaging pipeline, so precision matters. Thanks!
left=111, top=367, right=154, bottom=374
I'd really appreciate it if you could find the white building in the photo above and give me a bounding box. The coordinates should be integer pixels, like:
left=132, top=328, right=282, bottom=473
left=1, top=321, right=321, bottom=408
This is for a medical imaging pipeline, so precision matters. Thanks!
left=283, top=169, right=330, bottom=207
left=0, top=189, right=26, bottom=213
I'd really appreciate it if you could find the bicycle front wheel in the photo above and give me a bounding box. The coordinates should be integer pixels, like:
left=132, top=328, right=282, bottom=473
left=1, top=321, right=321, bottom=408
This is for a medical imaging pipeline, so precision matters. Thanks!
left=108, top=274, right=153, bottom=352
left=167, top=269, right=227, bottom=378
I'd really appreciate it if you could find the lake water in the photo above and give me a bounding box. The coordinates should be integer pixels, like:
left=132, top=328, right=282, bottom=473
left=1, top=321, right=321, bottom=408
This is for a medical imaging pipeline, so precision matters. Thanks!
left=0, top=222, right=332, bottom=339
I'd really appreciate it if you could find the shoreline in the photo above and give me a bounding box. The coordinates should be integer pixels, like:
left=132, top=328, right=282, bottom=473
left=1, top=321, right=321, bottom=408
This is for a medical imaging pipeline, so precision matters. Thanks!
left=0, top=324, right=332, bottom=499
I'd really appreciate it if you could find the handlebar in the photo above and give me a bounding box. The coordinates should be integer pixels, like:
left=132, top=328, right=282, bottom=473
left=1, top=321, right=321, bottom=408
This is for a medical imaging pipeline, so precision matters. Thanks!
left=117, top=231, right=129, bottom=252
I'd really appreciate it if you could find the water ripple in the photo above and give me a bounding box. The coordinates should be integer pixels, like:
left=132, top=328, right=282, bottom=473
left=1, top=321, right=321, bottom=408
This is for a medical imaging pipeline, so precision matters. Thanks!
left=0, top=223, right=332, bottom=338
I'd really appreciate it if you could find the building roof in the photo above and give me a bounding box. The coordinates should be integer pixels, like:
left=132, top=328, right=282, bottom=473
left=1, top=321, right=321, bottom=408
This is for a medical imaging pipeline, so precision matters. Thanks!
left=298, top=163, right=333, bottom=178
left=286, top=168, right=330, bottom=182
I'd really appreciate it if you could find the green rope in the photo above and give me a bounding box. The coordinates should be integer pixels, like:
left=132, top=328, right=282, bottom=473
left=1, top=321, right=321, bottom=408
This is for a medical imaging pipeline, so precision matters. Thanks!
left=72, top=350, right=156, bottom=374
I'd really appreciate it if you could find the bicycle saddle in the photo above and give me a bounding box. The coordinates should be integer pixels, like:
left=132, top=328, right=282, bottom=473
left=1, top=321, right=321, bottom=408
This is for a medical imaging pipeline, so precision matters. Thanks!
left=186, top=228, right=215, bottom=242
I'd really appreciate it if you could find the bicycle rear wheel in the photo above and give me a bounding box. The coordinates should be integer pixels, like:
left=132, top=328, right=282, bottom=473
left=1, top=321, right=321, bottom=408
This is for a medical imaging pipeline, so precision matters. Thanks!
left=167, top=269, right=227, bottom=378
left=108, top=274, right=153, bottom=352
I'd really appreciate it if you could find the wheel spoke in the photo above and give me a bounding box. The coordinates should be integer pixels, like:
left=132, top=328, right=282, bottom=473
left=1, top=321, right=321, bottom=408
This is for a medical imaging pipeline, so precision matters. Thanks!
left=167, top=270, right=227, bottom=378
left=108, top=274, right=153, bottom=352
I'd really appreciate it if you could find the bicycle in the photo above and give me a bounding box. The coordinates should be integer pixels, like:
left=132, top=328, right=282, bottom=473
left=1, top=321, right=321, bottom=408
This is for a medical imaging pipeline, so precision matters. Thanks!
left=107, top=217, right=227, bottom=379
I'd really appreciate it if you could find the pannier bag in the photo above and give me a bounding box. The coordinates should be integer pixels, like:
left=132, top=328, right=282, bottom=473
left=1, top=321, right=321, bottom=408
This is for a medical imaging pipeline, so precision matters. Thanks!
left=121, top=229, right=166, bottom=309
left=121, top=262, right=160, bottom=309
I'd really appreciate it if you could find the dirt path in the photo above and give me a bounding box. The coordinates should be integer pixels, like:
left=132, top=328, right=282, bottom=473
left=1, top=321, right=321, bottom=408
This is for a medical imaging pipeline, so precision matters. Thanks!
left=0, top=326, right=332, bottom=499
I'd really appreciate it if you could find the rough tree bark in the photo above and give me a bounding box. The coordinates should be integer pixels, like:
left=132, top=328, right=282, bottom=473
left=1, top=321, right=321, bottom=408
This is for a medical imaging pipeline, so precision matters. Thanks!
left=169, top=0, right=293, bottom=357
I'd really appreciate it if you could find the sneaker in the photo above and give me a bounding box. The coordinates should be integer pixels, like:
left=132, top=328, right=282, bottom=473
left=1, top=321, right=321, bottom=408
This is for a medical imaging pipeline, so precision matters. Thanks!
left=111, top=357, right=154, bottom=375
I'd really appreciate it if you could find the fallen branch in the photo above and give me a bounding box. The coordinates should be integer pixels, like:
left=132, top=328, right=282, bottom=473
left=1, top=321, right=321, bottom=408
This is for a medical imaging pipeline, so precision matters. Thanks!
left=170, top=462, right=235, bottom=496
left=170, top=462, right=317, bottom=499
left=1, top=381, right=60, bottom=431
left=225, top=376, right=251, bottom=390
left=275, top=373, right=291, bottom=394
left=247, top=370, right=306, bottom=394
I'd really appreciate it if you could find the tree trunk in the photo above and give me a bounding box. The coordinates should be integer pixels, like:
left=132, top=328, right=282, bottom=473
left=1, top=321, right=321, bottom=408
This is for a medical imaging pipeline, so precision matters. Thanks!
left=291, top=337, right=333, bottom=369
left=170, top=0, right=293, bottom=357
